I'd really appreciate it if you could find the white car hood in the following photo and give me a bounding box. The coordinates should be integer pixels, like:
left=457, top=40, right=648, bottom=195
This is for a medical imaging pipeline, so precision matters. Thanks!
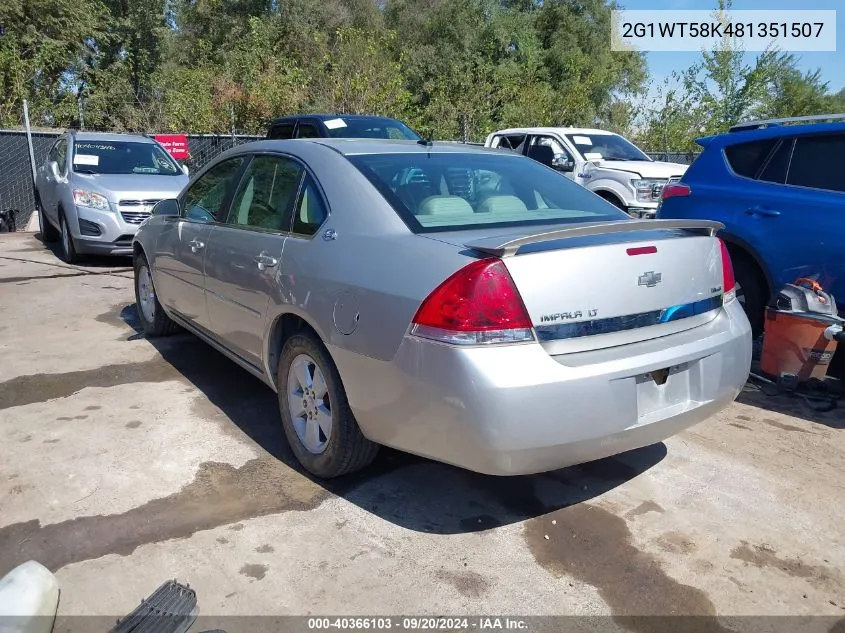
left=587, top=160, right=688, bottom=179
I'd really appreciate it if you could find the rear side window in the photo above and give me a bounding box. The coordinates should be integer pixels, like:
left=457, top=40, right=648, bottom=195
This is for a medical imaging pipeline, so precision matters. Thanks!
left=268, top=124, right=294, bottom=140
left=347, top=152, right=627, bottom=233
left=227, top=155, right=303, bottom=231
left=292, top=175, right=328, bottom=236
left=786, top=134, right=845, bottom=193
left=724, top=139, right=777, bottom=178
left=494, top=134, right=526, bottom=150
left=758, top=139, right=793, bottom=184
left=296, top=123, right=321, bottom=139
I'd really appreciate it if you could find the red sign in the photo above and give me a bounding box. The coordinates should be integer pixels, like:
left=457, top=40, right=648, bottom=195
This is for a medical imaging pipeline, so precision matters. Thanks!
left=154, top=134, right=189, bottom=160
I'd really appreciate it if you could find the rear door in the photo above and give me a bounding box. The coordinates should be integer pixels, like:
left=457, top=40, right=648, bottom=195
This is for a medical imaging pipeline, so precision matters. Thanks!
left=153, top=156, right=246, bottom=329
left=203, top=154, right=305, bottom=367
left=722, top=134, right=845, bottom=304
left=773, top=134, right=845, bottom=303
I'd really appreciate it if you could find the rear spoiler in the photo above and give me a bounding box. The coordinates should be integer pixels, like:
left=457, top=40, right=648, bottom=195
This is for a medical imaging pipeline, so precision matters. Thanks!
left=464, top=219, right=724, bottom=257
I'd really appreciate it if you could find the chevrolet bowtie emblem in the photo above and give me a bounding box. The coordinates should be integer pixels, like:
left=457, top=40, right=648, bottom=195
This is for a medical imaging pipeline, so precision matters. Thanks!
left=638, top=271, right=663, bottom=287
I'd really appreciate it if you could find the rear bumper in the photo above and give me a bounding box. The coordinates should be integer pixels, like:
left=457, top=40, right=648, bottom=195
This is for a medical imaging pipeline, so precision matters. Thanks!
left=330, top=300, right=751, bottom=475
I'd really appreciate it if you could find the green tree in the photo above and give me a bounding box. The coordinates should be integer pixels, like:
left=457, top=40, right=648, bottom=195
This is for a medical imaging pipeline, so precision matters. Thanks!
left=0, top=0, right=108, bottom=126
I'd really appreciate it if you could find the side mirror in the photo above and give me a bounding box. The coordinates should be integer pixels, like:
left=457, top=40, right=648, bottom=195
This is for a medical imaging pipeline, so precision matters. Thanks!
left=552, top=156, right=575, bottom=172
left=181, top=164, right=189, bottom=176
left=50, top=161, right=62, bottom=181
left=152, top=198, right=180, bottom=217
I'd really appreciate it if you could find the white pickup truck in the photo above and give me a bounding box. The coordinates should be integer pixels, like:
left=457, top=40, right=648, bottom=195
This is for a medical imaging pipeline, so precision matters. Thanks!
left=484, top=127, right=688, bottom=218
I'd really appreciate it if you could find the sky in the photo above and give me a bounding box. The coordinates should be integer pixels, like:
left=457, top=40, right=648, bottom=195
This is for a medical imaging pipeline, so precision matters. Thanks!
left=622, top=0, right=845, bottom=93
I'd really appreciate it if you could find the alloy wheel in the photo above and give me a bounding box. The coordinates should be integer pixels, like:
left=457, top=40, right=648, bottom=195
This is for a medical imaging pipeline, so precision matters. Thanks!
left=286, top=354, right=332, bottom=454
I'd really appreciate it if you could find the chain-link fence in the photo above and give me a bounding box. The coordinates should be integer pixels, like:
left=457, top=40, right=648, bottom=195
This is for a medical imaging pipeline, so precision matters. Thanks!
left=0, top=128, right=700, bottom=232
left=0, top=130, right=264, bottom=231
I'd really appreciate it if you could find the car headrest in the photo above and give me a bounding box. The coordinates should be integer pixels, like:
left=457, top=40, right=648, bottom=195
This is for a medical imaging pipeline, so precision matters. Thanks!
left=416, top=195, right=475, bottom=216
left=527, top=144, right=555, bottom=167
left=475, top=195, right=529, bottom=215
left=395, top=182, right=435, bottom=211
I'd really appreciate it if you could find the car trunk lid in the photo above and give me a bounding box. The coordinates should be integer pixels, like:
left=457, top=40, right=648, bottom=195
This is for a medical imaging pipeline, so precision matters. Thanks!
left=458, top=219, right=726, bottom=355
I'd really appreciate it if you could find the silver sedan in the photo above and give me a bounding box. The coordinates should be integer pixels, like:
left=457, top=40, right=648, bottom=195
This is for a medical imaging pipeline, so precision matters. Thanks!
left=132, top=139, right=752, bottom=478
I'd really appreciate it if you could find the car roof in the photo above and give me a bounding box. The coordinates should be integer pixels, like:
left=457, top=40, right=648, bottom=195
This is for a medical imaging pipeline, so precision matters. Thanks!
left=491, top=127, right=616, bottom=136
left=232, top=138, right=510, bottom=156
left=698, top=121, right=845, bottom=148
left=72, top=131, right=155, bottom=144
left=268, top=114, right=406, bottom=125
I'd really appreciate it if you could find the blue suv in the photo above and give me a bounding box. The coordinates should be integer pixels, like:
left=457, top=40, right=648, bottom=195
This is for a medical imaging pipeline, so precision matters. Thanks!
left=657, top=115, right=845, bottom=335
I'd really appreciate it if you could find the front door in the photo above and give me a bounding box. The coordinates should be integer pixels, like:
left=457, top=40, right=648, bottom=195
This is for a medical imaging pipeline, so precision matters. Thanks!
left=152, top=156, right=246, bottom=330
left=204, top=154, right=305, bottom=367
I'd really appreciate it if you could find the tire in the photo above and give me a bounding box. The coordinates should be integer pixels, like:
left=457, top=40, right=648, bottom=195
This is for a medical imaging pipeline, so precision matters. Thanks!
left=58, top=210, right=82, bottom=264
left=597, top=191, right=628, bottom=213
left=134, top=252, right=179, bottom=337
left=733, top=254, right=767, bottom=338
left=37, top=194, right=58, bottom=243
left=278, top=331, right=378, bottom=478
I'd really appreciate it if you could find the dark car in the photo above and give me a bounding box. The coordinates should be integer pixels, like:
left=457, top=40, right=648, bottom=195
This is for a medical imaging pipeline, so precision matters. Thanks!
left=657, top=113, right=845, bottom=335
left=267, top=114, right=421, bottom=141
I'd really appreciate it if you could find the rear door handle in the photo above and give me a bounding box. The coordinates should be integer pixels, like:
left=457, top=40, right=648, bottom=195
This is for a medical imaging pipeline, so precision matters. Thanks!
left=745, top=206, right=780, bottom=217
left=254, top=253, right=278, bottom=271
left=189, top=238, right=205, bottom=253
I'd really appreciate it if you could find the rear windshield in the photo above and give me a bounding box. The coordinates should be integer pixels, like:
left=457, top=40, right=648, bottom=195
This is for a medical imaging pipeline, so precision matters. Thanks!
left=71, top=141, right=182, bottom=176
left=325, top=117, right=421, bottom=141
left=347, top=152, right=627, bottom=233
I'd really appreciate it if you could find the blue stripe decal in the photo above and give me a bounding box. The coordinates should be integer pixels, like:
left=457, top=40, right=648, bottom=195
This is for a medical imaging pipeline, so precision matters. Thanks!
left=535, top=295, right=723, bottom=341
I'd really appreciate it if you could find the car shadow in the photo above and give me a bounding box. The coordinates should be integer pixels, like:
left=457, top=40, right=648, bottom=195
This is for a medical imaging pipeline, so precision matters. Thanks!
left=736, top=380, right=845, bottom=430
left=36, top=233, right=133, bottom=270
left=114, top=303, right=667, bottom=534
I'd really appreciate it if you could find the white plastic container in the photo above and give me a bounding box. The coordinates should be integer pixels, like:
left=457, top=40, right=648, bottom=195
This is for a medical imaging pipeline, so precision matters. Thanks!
left=0, top=561, right=59, bottom=633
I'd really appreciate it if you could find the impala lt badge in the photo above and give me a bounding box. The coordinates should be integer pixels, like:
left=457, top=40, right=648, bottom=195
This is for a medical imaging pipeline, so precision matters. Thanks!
left=638, top=271, right=663, bottom=288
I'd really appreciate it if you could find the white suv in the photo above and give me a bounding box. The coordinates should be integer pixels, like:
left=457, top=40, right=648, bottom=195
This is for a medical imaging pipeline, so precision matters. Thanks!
left=484, top=127, right=688, bottom=218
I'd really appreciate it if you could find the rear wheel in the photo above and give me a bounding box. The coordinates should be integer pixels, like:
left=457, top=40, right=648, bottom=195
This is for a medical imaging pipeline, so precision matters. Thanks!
left=59, top=210, right=82, bottom=264
left=732, top=253, right=767, bottom=337
left=134, top=253, right=179, bottom=337
left=278, top=331, right=378, bottom=478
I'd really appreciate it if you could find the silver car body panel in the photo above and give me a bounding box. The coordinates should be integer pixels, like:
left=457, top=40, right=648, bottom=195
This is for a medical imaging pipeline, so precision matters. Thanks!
left=35, top=132, right=188, bottom=255
left=134, top=139, right=751, bottom=475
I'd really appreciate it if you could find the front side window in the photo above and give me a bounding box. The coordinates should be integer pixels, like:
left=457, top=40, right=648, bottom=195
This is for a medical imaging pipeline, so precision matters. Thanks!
left=227, top=155, right=303, bottom=231
left=50, top=138, right=68, bottom=172
left=70, top=140, right=181, bottom=176
left=786, top=134, right=845, bottom=193
left=565, top=133, right=650, bottom=162
left=348, top=152, right=628, bottom=233
left=183, top=157, right=245, bottom=222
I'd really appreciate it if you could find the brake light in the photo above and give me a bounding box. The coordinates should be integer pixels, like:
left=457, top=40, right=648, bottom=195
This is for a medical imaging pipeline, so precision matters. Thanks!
left=411, top=258, right=535, bottom=345
left=719, top=239, right=736, bottom=303
left=661, top=183, right=691, bottom=200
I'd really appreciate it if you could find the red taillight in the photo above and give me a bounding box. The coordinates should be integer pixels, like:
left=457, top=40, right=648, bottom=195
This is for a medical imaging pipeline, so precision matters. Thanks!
left=661, top=183, right=691, bottom=201
left=627, top=246, right=657, bottom=256
left=719, top=239, right=736, bottom=302
left=411, top=259, right=535, bottom=345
